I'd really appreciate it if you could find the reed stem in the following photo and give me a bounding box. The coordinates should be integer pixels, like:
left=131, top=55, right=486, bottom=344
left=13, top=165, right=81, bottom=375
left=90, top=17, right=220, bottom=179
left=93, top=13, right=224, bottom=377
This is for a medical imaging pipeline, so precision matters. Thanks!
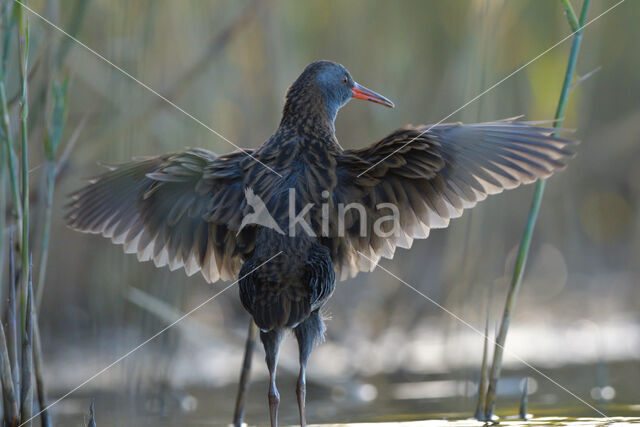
left=233, top=319, right=257, bottom=427
left=474, top=315, right=490, bottom=420
left=561, top=0, right=580, bottom=32
left=2, top=2, right=16, bottom=71
left=1, top=235, right=19, bottom=427
left=519, top=377, right=529, bottom=420
left=0, top=318, right=19, bottom=426
left=0, top=8, right=22, bottom=223
left=87, top=400, right=96, bottom=427
left=18, top=18, right=29, bottom=334
left=20, top=258, right=33, bottom=426
left=37, top=78, right=68, bottom=310
left=484, top=0, right=591, bottom=419
left=7, top=231, right=19, bottom=400
left=32, top=310, right=51, bottom=426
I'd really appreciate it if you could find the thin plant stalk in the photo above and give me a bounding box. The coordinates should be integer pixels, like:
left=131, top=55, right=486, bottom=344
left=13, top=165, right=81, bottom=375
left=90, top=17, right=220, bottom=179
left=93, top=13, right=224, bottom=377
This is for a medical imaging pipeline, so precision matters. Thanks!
left=37, top=78, right=68, bottom=310
left=35, top=157, right=53, bottom=308
left=561, top=0, right=580, bottom=32
left=0, top=0, right=22, bottom=237
left=7, top=42, right=45, bottom=111
left=20, top=259, right=33, bottom=426
left=0, top=21, right=22, bottom=225
left=32, top=309, right=51, bottom=426
left=519, top=377, right=529, bottom=420
left=55, top=0, right=89, bottom=68
left=484, top=0, right=591, bottom=419
left=0, top=166, right=5, bottom=292
left=53, top=112, right=86, bottom=181
left=0, top=318, right=19, bottom=426
left=1, top=234, right=19, bottom=427
left=0, top=78, right=21, bottom=220
left=233, top=319, right=257, bottom=427
left=7, top=231, right=20, bottom=398
left=87, top=400, right=96, bottom=427
left=36, top=154, right=55, bottom=308
left=2, top=1, right=17, bottom=71
left=0, top=0, right=22, bottom=283
left=0, top=140, right=4, bottom=280
left=0, top=118, right=5, bottom=283
left=18, top=20, right=30, bottom=333
left=474, top=314, right=490, bottom=420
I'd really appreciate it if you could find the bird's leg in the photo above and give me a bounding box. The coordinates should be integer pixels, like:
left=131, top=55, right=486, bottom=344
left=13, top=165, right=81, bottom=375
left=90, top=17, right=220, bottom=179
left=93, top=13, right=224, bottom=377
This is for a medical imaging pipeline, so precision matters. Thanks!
left=294, top=311, right=324, bottom=427
left=233, top=318, right=258, bottom=427
left=296, top=364, right=308, bottom=427
left=260, top=328, right=285, bottom=427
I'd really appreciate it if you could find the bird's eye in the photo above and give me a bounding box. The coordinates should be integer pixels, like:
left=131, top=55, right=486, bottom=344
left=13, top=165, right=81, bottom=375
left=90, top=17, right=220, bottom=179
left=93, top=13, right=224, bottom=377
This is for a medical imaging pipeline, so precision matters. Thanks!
left=342, top=75, right=348, bottom=85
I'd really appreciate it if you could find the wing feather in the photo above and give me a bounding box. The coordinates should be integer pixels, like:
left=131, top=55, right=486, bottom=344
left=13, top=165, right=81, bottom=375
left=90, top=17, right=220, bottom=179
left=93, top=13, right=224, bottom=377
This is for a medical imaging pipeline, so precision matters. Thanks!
left=332, top=119, right=577, bottom=278
left=66, top=148, right=257, bottom=282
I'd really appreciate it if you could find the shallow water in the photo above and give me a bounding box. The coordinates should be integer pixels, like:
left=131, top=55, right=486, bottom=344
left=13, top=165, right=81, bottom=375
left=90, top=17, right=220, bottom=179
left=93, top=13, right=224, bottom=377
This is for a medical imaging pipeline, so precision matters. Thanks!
left=322, top=419, right=640, bottom=426
left=49, top=360, right=639, bottom=426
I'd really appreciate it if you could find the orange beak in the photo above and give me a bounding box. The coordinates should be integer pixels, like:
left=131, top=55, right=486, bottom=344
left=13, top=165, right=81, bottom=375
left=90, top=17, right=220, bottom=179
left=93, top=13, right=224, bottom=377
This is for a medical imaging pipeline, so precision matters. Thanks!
left=352, top=82, right=394, bottom=108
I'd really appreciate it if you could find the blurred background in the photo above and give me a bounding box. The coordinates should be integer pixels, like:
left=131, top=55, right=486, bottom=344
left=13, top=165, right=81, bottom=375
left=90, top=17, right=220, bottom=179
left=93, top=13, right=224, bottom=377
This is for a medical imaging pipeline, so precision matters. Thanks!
left=2, top=0, right=639, bottom=425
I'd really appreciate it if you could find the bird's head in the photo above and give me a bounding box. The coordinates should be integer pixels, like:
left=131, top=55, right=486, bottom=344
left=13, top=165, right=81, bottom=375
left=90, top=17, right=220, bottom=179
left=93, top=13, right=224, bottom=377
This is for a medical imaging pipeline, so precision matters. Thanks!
left=282, top=61, right=394, bottom=129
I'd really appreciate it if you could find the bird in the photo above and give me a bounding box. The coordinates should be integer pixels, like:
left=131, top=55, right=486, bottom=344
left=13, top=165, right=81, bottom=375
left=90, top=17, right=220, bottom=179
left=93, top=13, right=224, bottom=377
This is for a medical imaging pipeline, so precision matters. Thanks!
left=66, top=60, right=577, bottom=427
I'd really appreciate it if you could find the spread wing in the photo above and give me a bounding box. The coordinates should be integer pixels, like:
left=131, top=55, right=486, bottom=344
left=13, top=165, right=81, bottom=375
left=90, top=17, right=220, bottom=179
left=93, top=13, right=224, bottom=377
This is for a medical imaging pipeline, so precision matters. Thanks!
left=66, top=148, right=259, bottom=283
left=331, top=119, right=577, bottom=279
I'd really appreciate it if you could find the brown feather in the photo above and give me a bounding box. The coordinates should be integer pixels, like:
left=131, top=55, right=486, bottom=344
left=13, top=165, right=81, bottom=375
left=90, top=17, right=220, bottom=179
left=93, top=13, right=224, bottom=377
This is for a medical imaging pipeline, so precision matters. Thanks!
left=331, top=119, right=577, bottom=278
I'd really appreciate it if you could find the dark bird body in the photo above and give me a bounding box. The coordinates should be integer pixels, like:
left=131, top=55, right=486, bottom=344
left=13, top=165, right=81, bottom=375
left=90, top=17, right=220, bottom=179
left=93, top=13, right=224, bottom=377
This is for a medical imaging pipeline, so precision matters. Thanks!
left=66, top=61, right=577, bottom=426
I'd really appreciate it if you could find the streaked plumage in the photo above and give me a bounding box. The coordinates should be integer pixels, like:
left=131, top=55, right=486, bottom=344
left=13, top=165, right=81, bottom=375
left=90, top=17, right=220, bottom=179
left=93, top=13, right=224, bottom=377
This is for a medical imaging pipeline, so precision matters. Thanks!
left=66, top=60, right=576, bottom=426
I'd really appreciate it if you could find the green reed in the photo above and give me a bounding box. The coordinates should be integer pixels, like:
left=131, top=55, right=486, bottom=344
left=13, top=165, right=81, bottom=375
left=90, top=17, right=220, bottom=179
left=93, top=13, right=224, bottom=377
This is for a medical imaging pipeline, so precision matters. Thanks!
left=484, top=0, right=592, bottom=420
